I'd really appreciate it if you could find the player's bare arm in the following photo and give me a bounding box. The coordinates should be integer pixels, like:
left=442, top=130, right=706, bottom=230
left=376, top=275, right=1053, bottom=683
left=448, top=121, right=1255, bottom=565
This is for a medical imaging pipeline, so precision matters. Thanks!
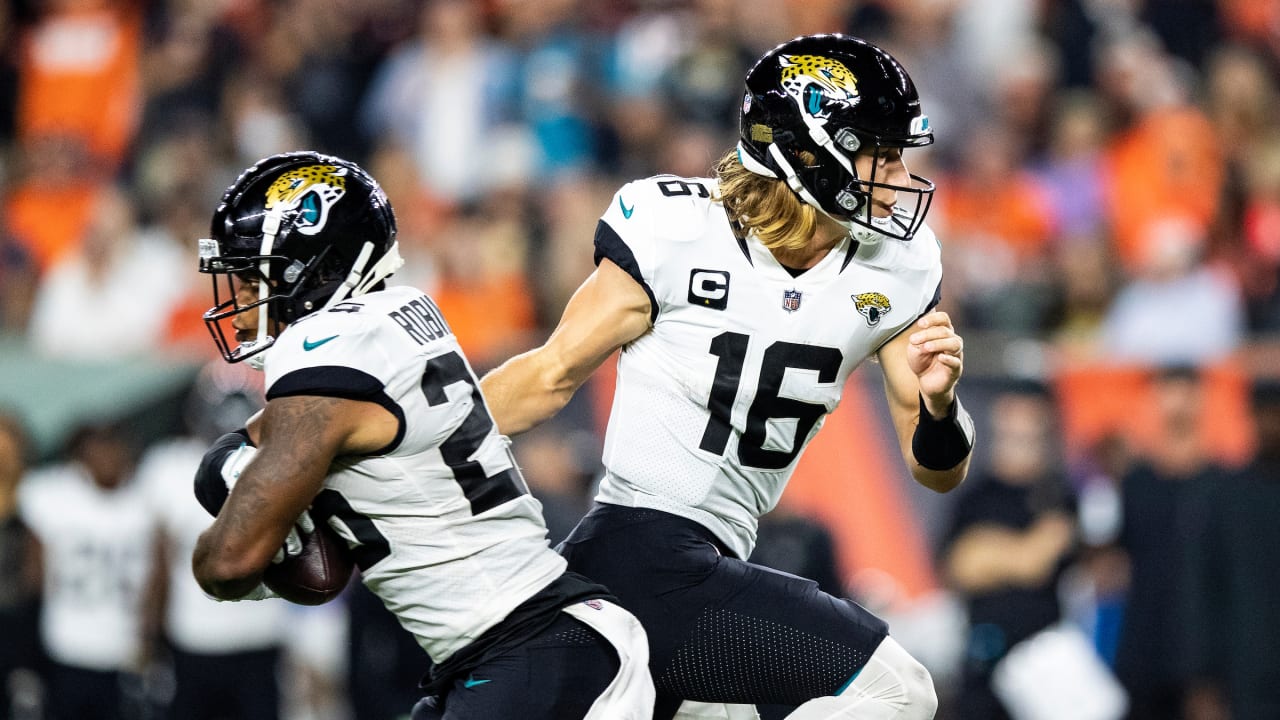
left=878, top=309, right=971, bottom=493
left=481, top=257, right=652, bottom=436
left=193, top=394, right=395, bottom=599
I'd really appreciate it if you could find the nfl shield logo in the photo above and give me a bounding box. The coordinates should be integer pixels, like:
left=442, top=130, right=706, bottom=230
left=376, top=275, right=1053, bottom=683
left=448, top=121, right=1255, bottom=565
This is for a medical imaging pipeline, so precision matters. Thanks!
left=782, top=289, right=802, bottom=313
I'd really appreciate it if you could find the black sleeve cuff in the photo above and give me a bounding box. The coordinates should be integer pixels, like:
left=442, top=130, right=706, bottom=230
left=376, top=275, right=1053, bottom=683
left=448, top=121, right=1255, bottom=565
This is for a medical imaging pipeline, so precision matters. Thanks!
left=194, top=429, right=252, bottom=517
left=924, top=278, right=942, bottom=313
left=594, top=219, right=657, bottom=323
left=267, top=366, right=406, bottom=455
left=911, top=394, right=974, bottom=471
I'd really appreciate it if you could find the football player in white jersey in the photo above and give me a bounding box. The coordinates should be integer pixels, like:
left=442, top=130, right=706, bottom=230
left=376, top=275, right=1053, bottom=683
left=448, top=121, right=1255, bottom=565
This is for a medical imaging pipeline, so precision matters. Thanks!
left=19, top=422, right=158, bottom=720
left=136, top=362, right=288, bottom=720
left=189, top=152, right=653, bottom=720
left=481, top=35, right=971, bottom=720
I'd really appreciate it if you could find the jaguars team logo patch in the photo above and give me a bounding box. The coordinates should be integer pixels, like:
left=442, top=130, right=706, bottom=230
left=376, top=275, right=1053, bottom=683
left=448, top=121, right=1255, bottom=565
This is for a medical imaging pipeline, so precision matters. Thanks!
left=778, top=54, right=860, bottom=122
left=265, top=165, right=349, bottom=236
left=783, top=289, right=803, bottom=313
left=853, top=292, right=891, bottom=326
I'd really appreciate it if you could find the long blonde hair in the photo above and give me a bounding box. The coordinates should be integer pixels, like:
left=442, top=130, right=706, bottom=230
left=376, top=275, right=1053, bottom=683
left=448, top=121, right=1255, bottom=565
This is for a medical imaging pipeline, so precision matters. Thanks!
left=713, top=149, right=817, bottom=252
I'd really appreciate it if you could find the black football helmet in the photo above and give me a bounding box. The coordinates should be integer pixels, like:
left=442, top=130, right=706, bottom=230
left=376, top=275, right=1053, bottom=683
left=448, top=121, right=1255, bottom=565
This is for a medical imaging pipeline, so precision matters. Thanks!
left=737, top=34, right=935, bottom=242
left=199, top=151, right=402, bottom=366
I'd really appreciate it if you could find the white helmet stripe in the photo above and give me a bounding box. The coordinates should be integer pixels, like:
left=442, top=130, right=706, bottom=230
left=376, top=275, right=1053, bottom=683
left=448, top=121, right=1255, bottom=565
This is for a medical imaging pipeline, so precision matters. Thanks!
left=737, top=142, right=778, bottom=178
left=253, top=207, right=284, bottom=359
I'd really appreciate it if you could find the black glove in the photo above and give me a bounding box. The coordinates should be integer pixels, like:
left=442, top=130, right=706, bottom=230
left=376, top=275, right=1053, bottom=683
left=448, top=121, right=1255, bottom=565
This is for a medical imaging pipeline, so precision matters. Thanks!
left=194, top=429, right=254, bottom=517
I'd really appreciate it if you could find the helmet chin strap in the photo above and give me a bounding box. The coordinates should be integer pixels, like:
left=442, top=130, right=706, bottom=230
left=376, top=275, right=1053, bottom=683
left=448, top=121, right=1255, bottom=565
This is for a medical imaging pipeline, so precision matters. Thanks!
left=352, top=241, right=405, bottom=296
left=766, top=143, right=829, bottom=215
left=790, top=110, right=905, bottom=244
left=323, top=240, right=406, bottom=311
left=767, top=143, right=883, bottom=243
left=324, top=240, right=374, bottom=310
left=796, top=111, right=857, bottom=178
left=849, top=215, right=900, bottom=245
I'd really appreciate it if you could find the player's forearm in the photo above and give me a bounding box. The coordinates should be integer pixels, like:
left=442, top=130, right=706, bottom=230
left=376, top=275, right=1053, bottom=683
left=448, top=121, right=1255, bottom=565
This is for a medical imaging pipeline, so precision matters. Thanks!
left=192, top=528, right=266, bottom=599
left=909, top=457, right=968, bottom=493
left=192, top=454, right=318, bottom=598
left=481, top=349, right=580, bottom=436
left=895, top=423, right=969, bottom=492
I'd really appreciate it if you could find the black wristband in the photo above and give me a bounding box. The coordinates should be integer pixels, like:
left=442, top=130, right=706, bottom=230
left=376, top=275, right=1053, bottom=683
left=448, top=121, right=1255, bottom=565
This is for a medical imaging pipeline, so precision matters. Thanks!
left=194, top=428, right=253, bottom=517
left=911, top=394, right=974, bottom=471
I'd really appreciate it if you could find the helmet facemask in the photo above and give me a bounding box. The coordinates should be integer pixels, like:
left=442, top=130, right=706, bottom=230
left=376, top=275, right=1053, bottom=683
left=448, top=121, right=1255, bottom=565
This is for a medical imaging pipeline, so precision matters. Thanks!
left=198, top=222, right=336, bottom=368
left=199, top=243, right=280, bottom=368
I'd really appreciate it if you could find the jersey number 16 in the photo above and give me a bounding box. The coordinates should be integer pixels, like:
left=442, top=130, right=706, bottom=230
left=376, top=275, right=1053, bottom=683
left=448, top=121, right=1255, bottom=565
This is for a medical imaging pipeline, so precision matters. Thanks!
left=699, top=332, right=842, bottom=470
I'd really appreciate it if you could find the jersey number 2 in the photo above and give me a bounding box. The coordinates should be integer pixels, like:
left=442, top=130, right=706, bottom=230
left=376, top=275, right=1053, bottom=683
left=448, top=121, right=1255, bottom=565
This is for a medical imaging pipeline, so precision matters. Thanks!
left=307, top=352, right=528, bottom=571
left=698, top=332, right=842, bottom=469
left=421, top=351, right=530, bottom=514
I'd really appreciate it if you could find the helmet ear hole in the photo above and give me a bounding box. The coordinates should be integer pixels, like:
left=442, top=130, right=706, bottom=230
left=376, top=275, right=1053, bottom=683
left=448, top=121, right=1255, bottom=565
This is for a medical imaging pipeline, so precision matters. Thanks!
left=836, top=189, right=864, bottom=213
left=835, top=128, right=861, bottom=153
left=282, top=260, right=305, bottom=284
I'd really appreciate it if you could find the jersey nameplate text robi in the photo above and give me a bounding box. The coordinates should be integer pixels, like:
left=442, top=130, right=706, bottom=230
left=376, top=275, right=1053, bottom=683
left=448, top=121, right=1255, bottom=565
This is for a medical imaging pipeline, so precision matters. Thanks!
left=390, top=297, right=451, bottom=345
left=261, top=285, right=566, bottom=663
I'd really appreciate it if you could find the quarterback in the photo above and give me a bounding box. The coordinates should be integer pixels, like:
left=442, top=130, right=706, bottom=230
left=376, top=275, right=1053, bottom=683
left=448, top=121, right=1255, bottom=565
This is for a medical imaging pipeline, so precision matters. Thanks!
left=481, top=35, right=970, bottom=719
left=189, top=152, right=653, bottom=719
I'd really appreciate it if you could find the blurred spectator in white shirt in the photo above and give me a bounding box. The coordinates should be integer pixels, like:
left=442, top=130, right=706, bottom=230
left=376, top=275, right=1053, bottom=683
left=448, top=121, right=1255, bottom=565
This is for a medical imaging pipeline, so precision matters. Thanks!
left=27, top=185, right=187, bottom=361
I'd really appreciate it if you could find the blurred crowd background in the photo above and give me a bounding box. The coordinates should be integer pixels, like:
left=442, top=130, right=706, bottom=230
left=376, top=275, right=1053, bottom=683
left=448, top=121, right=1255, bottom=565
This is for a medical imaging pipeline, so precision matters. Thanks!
left=2, top=0, right=1280, bottom=718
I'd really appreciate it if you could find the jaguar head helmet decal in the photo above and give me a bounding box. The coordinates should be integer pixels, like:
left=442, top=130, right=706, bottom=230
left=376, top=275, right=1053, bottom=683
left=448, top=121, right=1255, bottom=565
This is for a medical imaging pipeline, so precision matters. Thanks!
left=265, top=165, right=349, bottom=236
left=778, top=54, right=860, bottom=121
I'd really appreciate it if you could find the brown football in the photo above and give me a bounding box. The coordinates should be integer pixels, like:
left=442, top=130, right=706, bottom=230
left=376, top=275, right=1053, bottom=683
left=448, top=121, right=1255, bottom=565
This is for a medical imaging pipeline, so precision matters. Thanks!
left=263, top=522, right=354, bottom=605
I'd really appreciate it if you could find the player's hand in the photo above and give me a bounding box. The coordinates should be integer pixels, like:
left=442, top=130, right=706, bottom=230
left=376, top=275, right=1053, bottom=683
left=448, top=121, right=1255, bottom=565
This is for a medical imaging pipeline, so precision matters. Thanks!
left=272, top=510, right=316, bottom=564
left=906, top=311, right=964, bottom=412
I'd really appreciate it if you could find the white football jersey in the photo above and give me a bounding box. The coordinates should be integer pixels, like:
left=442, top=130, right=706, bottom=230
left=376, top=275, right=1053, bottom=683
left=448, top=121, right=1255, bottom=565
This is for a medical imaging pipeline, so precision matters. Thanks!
left=265, top=285, right=565, bottom=663
left=594, top=175, right=942, bottom=560
left=18, top=465, right=156, bottom=670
